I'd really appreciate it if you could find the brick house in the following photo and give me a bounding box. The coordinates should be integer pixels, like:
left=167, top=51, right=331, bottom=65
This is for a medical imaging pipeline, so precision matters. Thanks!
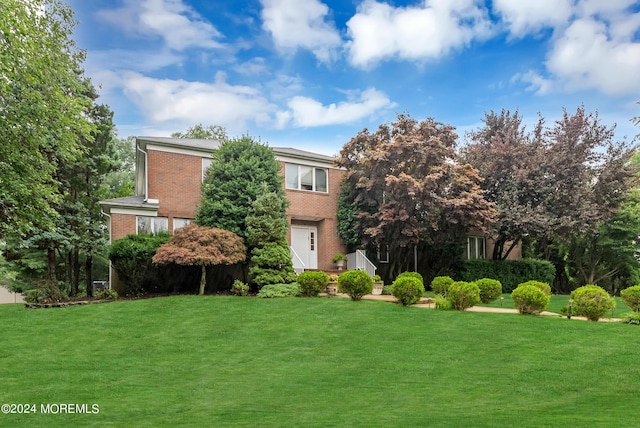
left=99, top=137, right=348, bottom=288
left=99, top=136, right=519, bottom=289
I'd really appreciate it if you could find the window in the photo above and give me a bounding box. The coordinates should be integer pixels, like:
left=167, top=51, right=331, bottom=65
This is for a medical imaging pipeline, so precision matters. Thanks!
left=173, top=218, right=191, bottom=231
left=377, top=245, right=390, bottom=263
left=137, top=216, right=168, bottom=234
left=202, top=158, right=212, bottom=181
left=467, top=237, right=486, bottom=260
left=285, top=163, right=328, bottom=192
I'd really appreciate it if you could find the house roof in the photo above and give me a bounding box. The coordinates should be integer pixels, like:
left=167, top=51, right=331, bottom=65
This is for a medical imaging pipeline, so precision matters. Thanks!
left=271, top=147, right=336, bottom=164
left=99, top=195, right=159, bottom=212
left=137, top=136, right=221, bottom=154
left=137, top=136, right=336, bottom=164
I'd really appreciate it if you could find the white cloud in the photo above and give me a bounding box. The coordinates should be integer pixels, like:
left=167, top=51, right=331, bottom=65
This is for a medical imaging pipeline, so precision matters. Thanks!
left=87, top=49, right=183, bottom=73
left=260, top=0, right=342, bottom=62
left=545, top=17, right=640, bottom=95
left=116, top=71, right=275, bottom=130
left=346, top=0, right=492, bottom=68
left=96, top=0, right=222, bottom=50
left=493, top=0, right=573, bottom=37
left=513, top=71, right=554, bottom=95
left=280, top=88, right=395, bottom=127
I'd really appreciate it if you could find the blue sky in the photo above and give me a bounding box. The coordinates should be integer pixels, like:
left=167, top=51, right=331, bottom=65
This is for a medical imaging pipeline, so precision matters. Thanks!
left=67, top=0, right=640, bottom=155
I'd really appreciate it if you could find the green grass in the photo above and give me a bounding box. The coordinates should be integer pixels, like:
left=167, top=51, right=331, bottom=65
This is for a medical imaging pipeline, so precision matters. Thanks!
left=1, top=296, right=639, bottom=427
left=478, top=293, right=631, bottom=316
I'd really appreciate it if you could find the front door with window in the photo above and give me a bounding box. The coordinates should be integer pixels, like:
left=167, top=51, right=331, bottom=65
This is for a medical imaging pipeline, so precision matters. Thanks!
left=291, top=226, right=318, bottom=269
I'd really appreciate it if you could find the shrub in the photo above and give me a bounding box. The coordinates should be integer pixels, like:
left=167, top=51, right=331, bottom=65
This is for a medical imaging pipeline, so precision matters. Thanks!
left=621, top=285, right=640, bottom=312
left=382, top=285, right=393, bottom=295
left=620, top=312, right=640, bottom=325
left=338, top=270, right=373, bottom=301
left=458, top=258, right=555, bottom=293
left=391, top=277, right=425, bottom=306
left=108, top=233, right=171, bottom=295
left=447, top=281, right=480, bottom=311
left=570, top=285, right=615, bottom=322
left=230, top=280, right=249, bottom=296
left=517, top=280, right=552, bottom=296
left=297, top=271, right=330, bottom=297
left=475, top=278, right=502, bottom=303
left=257, top=283, right=301, bottom=298
left=249, top=243, right=297, bottom=288
left=396, top=271, right=424, bottom=285
left=434, top=294, right=452, bottom=310
left=431, top=276, right=454, bottom=296
left=511, top=285, right=549, bottom=315
left=95, top=288, right=118, bottom=300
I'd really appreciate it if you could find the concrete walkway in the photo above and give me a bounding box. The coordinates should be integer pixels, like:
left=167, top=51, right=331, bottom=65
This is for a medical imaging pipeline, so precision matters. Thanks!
left=336, top=293, right=621, bottom=322
left=0, top=286, right=24, bottom=304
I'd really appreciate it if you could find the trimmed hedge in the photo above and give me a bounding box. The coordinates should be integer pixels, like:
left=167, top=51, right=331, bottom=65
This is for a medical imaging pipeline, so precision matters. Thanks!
left=297, top=271, right=329, bottom=297
left=621, top=285, right=640, bottom=312
left=396, top=272, right=424, bottom=285
left=458, top=258, right=555, bottom=293
left=570, top=285, right=615, bottom=321
left=475, top=278, right=502, bottom=304
left=512, top=284, right=550, bottom=315
left=447, top=281, right=480, bottom=311
left=338, top=270, right=373, bottom=301
left=391, top=277, right=424, bottom=306
left=431, top=276, right=454, bottom=296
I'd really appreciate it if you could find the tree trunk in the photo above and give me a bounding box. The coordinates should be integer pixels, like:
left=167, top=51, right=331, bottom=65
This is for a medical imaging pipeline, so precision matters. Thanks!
left=71, top=247, right=80, bottom=296
left=199, top=265, right=206, bottom=295
left=47, top=246, right=58, bottom=300
left=86, top=253, right=93, bottom=297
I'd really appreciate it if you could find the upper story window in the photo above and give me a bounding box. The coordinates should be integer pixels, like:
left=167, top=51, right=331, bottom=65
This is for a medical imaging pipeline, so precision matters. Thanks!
left=467, top=236, right=486, bottom=260
left=285, top=164, right=328, bottom=192
left=137, top=216, right=168, bottom=235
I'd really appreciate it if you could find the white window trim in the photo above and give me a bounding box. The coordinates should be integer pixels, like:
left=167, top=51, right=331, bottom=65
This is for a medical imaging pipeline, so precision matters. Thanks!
left=137, top=216, right=168, bottom=235
left=467, top=236, right=486, bottom=260
left=285, top=163, right=328, bottom=193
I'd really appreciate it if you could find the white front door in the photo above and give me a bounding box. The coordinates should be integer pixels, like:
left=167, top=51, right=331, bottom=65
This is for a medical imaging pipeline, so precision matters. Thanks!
left=291, top=226, right=318, bottom=269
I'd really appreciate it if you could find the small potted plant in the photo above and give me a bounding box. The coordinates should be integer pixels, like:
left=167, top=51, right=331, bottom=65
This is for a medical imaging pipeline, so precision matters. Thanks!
left=326, top=274, right=339, bottom=296
left=372, top=274, right=384, bottom=295
left=332, top=253, right=348, bottom=270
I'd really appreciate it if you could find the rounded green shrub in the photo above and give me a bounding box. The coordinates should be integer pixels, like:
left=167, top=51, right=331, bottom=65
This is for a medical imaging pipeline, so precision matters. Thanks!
left=475, top=278, right=502, bottom=304
left=382, top=285, right=393, bottom=295
left=570, top=285, right=615, bottom=322
left=517, top=280, right=552, bottom=296
left=447, top=281, right=480, bottom=311
left=511, top=285, right=550, bottom=315
left=391, top=277, right=425, bottom=306
left=297, top=271, right=330, bottom=297
left=621, top=285, right=640, bottom=312
left=396, top=271, right=424, bottom=285
left=338, top=270, right=373, bottom=301
left=431, top=276, right=454, bottom=296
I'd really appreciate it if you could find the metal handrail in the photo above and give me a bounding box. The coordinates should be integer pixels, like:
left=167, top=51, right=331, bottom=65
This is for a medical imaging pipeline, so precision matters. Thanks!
left=289, top=246, right=305, bottom=274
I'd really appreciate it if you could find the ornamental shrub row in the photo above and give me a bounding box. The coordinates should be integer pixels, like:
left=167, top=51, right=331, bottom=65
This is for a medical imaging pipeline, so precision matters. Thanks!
left=458, top=259, right=555, bottom=293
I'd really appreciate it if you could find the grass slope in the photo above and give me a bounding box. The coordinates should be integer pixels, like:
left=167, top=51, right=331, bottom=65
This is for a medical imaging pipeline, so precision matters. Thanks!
left=0, top=296, right=638, bottom=427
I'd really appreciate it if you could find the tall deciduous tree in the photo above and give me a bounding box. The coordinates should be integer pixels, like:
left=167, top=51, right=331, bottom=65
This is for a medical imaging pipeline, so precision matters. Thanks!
left=195, top=136, right=284, bottom=240
left=0, top=0, right=93, bottom=238
left=464, top=107, right=637, bottom=291
left=337, top=113, right=497, bottom=279
left=462, top=110, right=550, bottom=259
left=152, top=224, right=246, bottom=295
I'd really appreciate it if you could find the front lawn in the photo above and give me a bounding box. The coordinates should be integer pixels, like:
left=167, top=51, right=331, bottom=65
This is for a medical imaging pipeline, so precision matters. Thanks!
left=0, top=296, right=638, bottom=427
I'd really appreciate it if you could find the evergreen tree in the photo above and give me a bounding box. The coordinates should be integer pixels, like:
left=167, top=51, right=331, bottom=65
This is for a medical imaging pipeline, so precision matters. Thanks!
left=246, top=189, right=296, bottom=288
left=195, top=136, right=284, bottom=240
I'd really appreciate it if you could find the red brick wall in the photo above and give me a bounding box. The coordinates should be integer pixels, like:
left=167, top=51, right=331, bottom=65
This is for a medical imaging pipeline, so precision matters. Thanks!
left=111, top=213, right=136, bottom=241
left=147, top=150, right=202, bottom=219
left=280, top=163, right=347, bottom=271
